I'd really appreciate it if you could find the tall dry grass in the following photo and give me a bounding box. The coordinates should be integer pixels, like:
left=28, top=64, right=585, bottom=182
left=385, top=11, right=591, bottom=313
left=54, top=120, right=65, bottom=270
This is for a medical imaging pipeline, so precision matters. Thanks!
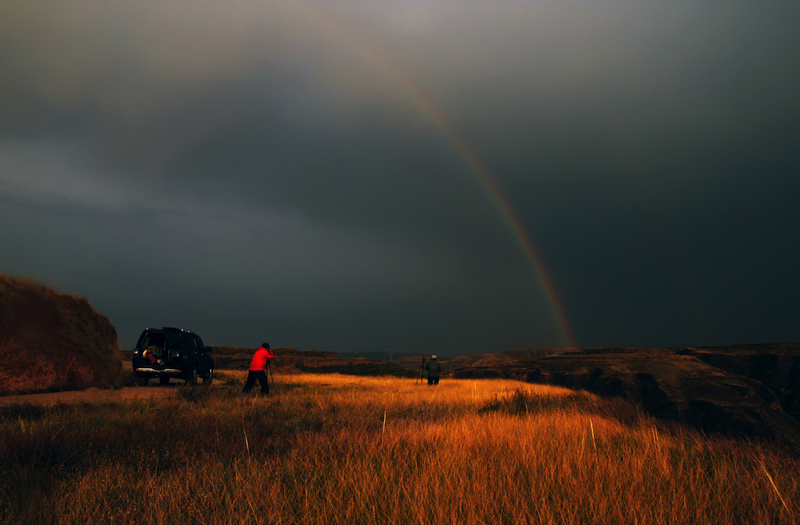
left=2, top=374, right=798, bottom=524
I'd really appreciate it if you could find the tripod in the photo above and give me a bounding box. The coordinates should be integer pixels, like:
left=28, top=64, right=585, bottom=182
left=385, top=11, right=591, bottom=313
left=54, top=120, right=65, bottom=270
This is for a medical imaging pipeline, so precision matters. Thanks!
left=415, top=356, right=426, bottom=385
left=267, top=360, right=276, bottom=393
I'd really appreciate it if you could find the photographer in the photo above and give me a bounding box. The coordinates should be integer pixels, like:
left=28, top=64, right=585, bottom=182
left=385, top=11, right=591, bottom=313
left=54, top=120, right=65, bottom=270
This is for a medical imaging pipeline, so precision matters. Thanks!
left=242, top=343, right=274, bottom=395
left=425, top=355, right=441, bottom=385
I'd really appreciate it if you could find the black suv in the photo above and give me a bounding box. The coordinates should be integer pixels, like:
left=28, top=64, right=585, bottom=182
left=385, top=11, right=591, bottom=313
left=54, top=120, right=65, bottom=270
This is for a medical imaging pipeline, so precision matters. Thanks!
left=132, top=327, right=214, bottom=386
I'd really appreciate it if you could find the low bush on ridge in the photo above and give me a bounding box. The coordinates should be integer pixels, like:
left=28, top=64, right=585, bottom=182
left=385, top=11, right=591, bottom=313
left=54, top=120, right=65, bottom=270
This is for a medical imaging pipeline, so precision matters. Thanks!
left=297, top=361, right=419, bottom=378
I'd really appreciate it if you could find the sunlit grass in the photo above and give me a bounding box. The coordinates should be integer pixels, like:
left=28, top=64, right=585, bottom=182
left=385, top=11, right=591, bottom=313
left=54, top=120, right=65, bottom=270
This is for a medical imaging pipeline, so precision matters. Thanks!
left=2, top=374, right=798, bottom=524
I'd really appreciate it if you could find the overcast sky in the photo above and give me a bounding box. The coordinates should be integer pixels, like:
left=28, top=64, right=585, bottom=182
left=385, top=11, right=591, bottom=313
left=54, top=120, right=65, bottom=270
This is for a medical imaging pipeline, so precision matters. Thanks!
left=1, top=1, right=799, bottom=354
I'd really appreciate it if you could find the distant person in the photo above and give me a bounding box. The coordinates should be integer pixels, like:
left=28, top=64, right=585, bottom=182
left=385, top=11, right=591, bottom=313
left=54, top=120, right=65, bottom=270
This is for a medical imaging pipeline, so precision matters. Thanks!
left=243, top=343, right=274, bottom=395
left=425, top=355, right=441, bottom=385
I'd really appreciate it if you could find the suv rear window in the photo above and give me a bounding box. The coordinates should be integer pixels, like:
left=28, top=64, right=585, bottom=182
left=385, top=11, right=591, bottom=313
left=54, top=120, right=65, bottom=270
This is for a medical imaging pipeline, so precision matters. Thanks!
left=165, top=331, right=182, bottom=349
left=142, top=333, right=165, bottom=349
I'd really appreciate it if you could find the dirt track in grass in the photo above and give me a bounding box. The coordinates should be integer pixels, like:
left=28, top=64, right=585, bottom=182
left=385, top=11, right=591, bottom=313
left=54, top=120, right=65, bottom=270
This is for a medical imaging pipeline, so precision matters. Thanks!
left=0, top=368, right=250, bottom=406
left=0, top=384, right=192, bottom=406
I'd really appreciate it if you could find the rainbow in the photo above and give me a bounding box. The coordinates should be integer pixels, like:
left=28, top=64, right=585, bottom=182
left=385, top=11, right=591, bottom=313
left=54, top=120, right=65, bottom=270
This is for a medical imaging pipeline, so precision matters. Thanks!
left=294, top=3, right=576, bottom=347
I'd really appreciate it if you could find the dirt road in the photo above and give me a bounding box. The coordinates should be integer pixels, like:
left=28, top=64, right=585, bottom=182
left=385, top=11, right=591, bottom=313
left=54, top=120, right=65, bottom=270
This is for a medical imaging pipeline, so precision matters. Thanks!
left=0, top=385, right=188, bottom=406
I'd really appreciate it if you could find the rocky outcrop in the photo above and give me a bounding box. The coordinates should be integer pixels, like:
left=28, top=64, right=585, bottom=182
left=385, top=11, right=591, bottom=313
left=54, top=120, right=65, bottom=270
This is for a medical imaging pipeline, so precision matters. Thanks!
left=681, top=344, right=800, bottom=420
left=0, top=274, right=124, bottom=395
left=453, top=347, right=800, bottom=448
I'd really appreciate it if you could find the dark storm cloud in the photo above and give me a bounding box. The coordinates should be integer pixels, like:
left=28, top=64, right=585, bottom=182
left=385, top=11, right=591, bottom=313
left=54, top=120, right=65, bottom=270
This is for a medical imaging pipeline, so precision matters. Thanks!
left=0, top=1, right=510, bottom=254
left=1, top=1, right=799, bottom=351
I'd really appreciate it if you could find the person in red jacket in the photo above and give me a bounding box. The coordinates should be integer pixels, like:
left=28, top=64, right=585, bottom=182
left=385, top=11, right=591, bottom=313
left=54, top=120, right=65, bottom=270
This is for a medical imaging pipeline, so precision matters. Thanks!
left=242, top=343, right=274, bottom=395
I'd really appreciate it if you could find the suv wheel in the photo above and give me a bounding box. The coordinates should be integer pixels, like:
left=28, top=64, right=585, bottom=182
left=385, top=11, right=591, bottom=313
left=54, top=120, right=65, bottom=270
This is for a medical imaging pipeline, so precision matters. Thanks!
left=185, top=366, right=198, bottom=387
left=203, top=369, right=214, bottom=386
left=137, top=377, right=149, bottom=387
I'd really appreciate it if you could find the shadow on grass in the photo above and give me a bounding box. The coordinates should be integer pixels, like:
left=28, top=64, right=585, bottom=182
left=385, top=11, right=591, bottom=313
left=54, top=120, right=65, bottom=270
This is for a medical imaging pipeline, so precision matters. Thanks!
left=481, top=388, right=644, bottom=427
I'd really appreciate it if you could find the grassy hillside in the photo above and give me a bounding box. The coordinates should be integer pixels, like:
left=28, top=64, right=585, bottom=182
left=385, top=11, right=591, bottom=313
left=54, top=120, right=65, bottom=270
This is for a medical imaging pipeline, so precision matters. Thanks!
left=2, top=374, right=798, bottom=524
left=205, top=346, right=420, bottom=377
left=0, top=274, right=125, bottom=395
left=194, top=346, right=334, bottom=372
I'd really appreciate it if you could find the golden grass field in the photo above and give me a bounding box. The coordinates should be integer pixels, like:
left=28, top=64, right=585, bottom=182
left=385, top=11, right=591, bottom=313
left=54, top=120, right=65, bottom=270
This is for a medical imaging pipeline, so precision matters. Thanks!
left=2, top=373, right=798, bottom=524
